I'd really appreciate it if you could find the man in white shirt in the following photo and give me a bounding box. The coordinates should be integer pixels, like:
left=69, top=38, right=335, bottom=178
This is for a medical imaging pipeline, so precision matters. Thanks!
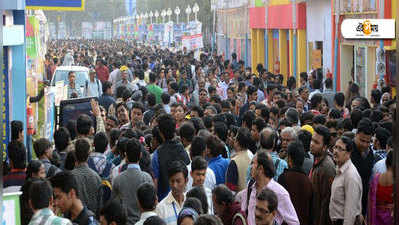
left=217, top=72, right=229, bottom=100
left=85, top=69, right=102, bottom=97
left=188, top=156, right=214, bottom=214
left=108, top=63, right=120, bottom=87
left=156, top=160, right=188, bottom=225
left=186, top=136, right=217, bottom=191
left=135, top=183, right=158, bottom=225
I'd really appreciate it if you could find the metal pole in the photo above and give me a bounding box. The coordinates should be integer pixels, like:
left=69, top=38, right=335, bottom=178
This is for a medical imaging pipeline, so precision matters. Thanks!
left=333, top=0, right=340, bottom=92
left=378, top=0, right=385, bottom=87
left=0, top=9, right=4, bottom=189
left=212, top=8, right=216, bottom=54
left=394, top=5, right=399, bottom=225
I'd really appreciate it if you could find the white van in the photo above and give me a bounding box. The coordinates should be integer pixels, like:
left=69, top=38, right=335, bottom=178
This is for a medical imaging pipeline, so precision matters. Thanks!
left=51, top=66, right=89, bottom=87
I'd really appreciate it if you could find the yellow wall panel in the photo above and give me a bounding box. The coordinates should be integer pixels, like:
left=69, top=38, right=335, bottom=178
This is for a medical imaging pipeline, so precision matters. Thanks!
left=251, top=29, right=258, bottom=73
left=297, top=29, right=307, bottom=78
left=268, top=30, right=274, bottom=72
left=289, top=30, right=294, bottom=77
left=279, top=29, right=288, bottom=84
left=269, top=0, right=291, bottom=6
left=257, top=29, right=265, bottom=75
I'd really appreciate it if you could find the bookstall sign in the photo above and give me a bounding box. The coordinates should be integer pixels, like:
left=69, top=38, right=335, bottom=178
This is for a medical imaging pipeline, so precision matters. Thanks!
left=26, top=0, right=85, bottom=11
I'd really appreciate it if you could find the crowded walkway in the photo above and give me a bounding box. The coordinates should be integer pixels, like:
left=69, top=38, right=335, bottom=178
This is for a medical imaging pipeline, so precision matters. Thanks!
left=3, top=39, right=396, bottom=225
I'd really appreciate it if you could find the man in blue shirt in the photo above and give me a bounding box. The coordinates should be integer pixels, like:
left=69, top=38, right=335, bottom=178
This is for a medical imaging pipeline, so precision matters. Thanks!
left=206, top=135, right=230, bottom=185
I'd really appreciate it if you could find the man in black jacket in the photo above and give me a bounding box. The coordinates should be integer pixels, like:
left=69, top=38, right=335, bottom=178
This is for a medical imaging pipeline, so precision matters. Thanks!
left=351, top=118, right=375, bottom=215
left=151, top=113, right=190, bottom=200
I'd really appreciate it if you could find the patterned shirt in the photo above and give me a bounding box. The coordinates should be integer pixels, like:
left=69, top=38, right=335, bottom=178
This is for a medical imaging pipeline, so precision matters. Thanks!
left=71, top=164, right=102, bottom=213
left=373, top=149, right=387, bottom=163
left=270, top=152, right=288, bottom=181
left=88, top=152, right=114, bottom=177
left=28, top=208, right=72, bottom=225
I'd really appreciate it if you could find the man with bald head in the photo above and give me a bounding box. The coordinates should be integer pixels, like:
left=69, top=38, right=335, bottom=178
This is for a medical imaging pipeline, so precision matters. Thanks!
left=259, top=128, right=288, bottom=180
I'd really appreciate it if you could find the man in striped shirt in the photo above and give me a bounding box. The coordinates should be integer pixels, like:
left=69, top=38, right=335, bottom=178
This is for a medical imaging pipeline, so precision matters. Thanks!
left=28, top=180, right=72, bottom=225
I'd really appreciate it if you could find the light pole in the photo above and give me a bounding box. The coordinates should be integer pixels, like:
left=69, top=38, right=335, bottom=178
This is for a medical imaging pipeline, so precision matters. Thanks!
left=155, top=10, right=159, bottom=23
left=136, top=14, right=139, bottom=25
left=161, top=9, right=166, bottom=23
left=185, top=5, right=192, bottom=23
left=211, top=0, right=216, bottom=53
left=193, top=3, right=199, bottom=22
left=149, top=11, right=153, bottom=24
left=144, top=12, right=148, bottom=24
left=167, top=8, right=172, bottom=22
left=175, top=6, right=180, bottom=24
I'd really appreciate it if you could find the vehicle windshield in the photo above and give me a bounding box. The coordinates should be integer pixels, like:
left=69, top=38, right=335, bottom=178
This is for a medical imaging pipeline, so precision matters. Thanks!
left=51, top=70, right=89, bottom=87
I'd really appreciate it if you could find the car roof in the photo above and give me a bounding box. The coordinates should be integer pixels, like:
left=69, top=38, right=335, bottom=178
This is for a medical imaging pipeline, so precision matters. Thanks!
left=55, top=66, right=89, bottom=72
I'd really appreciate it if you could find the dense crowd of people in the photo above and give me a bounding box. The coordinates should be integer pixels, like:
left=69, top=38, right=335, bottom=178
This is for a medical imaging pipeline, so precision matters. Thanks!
left=3, top=39, right=396, bottom=225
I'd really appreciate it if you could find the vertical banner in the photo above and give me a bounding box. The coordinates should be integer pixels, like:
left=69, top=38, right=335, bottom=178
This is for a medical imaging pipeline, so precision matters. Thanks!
left=44, top=88, right=55, bottom=141
left=237, top=39, right=241, bottom=60
left=58, top=22, right=66, bottom=39
left=26, top=16, right=38, bottom=59
left=48, top=22, right=57, bottom=39
left=230, top=38, right=234, bottom=57
left=82, top=22, right=93, bottom=39
left=26, top=16, right=40, bottom=130
left=2, top=47, right=9, bottom=162
left=95, top=22, right=106, bottom=39
left=163, top=22, right=174, bottom=46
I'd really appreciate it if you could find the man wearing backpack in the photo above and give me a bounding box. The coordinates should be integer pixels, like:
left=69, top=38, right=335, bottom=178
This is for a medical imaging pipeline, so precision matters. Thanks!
left=88, top=132, right=114, bottom=179
left=85, top=69, right=103, bottom=98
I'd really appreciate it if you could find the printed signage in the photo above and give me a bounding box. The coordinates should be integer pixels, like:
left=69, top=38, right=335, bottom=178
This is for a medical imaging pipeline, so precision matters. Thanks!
left=341, top=19, right=395, bottom=39
left=26, top=0, right=84, bottom=11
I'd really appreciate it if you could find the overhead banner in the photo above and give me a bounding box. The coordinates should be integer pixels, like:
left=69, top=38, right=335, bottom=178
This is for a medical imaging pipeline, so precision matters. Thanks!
left=26, top=0, right=85, bottom=11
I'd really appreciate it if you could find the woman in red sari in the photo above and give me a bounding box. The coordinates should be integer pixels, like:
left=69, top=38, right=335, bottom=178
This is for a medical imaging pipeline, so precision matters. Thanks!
left=368, top=150, right=393, bottom=225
